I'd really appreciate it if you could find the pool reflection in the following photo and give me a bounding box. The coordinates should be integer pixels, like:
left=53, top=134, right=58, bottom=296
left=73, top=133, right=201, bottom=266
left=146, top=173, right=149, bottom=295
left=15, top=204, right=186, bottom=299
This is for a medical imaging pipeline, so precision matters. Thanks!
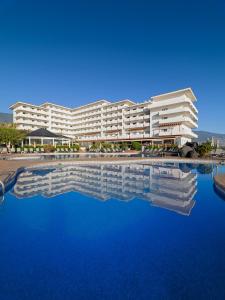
left=12, top=163, right=200, bottom=216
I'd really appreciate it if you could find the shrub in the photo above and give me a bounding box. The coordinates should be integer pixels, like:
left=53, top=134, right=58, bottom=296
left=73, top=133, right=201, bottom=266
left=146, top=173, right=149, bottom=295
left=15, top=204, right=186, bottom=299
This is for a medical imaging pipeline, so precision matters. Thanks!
left=197, top=142, right=213, bottom=157
left=101, top=142, right=112, bottom=151
left=72, top=144, right=80, bottom=151
left=43, top=144, right=55, bottom=153
left=131, top=141, right=141, bottom=151
left=89, top=142, right=101, bottom=152
left=120, top=142, right=128, bottom=151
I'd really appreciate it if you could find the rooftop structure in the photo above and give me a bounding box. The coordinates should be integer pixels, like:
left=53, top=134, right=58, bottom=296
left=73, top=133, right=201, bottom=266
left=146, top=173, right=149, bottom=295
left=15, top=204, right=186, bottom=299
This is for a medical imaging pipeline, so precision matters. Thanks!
left=25, top=128, right=71, bottom=146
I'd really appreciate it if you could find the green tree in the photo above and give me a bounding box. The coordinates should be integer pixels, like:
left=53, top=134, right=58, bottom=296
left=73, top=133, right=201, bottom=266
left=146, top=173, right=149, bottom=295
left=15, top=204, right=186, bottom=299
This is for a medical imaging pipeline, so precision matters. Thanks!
left=0, top=125, right=26, bottom=146
left=197, top=141, right=213, bottom=157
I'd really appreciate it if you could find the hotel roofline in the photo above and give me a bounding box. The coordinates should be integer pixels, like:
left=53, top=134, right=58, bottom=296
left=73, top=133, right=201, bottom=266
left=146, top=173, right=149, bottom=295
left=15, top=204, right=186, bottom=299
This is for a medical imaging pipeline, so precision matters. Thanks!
left=9, top=87, right=196, bottom=111
left=151, top=88, right=197, bottom=102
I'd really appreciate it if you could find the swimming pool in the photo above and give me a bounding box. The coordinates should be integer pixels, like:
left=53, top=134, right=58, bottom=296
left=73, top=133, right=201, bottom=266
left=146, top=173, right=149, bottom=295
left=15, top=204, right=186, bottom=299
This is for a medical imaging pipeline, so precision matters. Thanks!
left=1, top=162, right=225, bottom=299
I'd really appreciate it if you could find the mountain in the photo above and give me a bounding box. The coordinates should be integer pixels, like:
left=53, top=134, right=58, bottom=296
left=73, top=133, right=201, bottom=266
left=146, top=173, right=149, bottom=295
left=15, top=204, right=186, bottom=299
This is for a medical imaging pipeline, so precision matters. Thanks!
left=194, top=130, right=225, bottom=146
left=0, top=112, right=13, bottom=123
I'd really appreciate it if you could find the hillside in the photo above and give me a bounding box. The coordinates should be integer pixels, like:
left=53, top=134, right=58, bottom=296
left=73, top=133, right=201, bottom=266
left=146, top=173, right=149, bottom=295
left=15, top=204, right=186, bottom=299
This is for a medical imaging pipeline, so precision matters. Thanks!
left=194, top=130, right=225, bottom=146
left=0, top=112, right=13, bottom=123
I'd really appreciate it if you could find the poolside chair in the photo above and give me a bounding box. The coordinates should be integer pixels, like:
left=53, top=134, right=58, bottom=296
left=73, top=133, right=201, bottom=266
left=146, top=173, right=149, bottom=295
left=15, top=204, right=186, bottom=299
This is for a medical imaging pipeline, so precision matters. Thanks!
left=11, top=148, right=16, bottom=153
left=41, top=148, right=44, bottom=153
left=16, top=147, right=21, bottom=153
left=24, top=148, right=28, bottom=153
left=29, top=148, right=34, bottom=153
left=1, top=147, right=8, bottom=154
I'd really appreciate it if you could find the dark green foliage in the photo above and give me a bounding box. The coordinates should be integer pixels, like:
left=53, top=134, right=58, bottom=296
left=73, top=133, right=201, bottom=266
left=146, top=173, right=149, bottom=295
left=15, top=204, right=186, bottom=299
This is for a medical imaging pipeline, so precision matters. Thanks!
left=0, top=125, right=26, bottom=145
left=197, top=141, right=213, bottom=157
left=131, top=141, right=141, bottom=151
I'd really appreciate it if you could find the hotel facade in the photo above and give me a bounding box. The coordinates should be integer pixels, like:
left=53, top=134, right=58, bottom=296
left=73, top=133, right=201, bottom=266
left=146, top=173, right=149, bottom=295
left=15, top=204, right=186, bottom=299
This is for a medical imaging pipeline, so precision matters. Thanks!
left=10, top=88, right=198, bottom=146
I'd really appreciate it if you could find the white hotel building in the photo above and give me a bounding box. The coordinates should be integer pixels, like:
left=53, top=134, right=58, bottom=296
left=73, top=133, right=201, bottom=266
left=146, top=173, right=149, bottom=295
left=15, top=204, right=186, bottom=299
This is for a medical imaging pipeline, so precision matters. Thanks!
left=10, top=88, right=198, bottom=146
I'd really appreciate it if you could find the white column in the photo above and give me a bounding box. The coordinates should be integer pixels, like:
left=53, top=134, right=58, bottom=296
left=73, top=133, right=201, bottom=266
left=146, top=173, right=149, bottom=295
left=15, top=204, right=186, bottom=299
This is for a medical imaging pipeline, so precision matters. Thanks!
left=28, top=137, right=31, bottom=146
left=41, top=138, right=43, bottom=145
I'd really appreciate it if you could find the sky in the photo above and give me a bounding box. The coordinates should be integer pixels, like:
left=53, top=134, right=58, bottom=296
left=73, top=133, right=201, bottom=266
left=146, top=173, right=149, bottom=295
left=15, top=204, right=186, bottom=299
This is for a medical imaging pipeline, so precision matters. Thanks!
left=0, top=0, right=225, bottom=133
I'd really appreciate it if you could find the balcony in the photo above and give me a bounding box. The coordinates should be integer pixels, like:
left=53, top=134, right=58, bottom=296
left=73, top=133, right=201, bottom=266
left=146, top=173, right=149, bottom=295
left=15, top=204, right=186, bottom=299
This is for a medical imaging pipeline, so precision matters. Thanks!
left=159, top=116, right=198, bottom=128
left=124, top=115, right=150, bottom=122
left=124, top=122, right=150, bottom=129
left=153, top=127, right=198, bottom=138
left=159, top=107, right=198, bottom=121
left=124, top=108, right=146, bottom=115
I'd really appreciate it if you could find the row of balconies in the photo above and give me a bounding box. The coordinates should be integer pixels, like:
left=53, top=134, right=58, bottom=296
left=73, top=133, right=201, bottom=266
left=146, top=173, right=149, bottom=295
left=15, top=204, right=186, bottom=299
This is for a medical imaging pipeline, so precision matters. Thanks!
left=17, top=124, right=48, bottom=131
left=74, top=123, right=150, bottom=133
left=102, top=105, right=127, bottom=112
left=44, top=104, right=71, bottom=114
left=102, top=113, right=123, bottom=119
left=159, top=107, right=198, bottom=121
left=15, top=113, right=48, bottom=122
left=51, top=123, right=74, bottom=130
left=74, top=123, right=101, bottom=130
left=73, top=108, right=102, bottom=118
left=124, top=122, right=150, bottom=129
left=15, top=118, right=48, bottom=127
left=51, top=111, right=74, bottom=120
left=124, top=114, right=150, bottom=122
left=152, top=127, right=198, bottom=138
left=77, top=133, right=152, bottom=140
left=72, top=116, right=102, bottom=125
left=15, top=107, right=48, bottom=116
left=103, top=126, right=122, bottom=131
left=51, top=120, right=73, bottom=126
left=102, top=120, right=122, bottom=125
left=72, top=102, right=108, bottom=116
left=151, top=97, right=198, bottom=114
left=157, top=115, right=198, bottom=128
left=124, top=108, right=147, bottom=115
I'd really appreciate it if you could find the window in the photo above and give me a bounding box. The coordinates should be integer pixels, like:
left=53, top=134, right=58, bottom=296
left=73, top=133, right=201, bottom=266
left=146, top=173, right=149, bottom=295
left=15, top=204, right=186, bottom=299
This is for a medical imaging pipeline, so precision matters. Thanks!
left=162, top=108, right=168, bottom=111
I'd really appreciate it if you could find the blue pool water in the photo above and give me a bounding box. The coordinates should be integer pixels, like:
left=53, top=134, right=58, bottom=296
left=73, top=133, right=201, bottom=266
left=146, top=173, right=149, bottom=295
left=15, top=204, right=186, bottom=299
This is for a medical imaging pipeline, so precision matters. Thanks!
left=0, top=162, right=225, bottom=300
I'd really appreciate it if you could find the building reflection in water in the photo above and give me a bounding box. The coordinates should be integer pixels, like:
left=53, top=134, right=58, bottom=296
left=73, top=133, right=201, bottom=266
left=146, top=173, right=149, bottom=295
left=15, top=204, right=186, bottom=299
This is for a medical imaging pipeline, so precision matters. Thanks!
left=11, top=163, right=200, bottom=216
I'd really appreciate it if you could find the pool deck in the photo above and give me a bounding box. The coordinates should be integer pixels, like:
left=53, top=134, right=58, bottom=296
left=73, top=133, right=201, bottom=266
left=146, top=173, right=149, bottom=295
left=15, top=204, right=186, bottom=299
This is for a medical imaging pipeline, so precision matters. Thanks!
left=0, top=155, right=222, bottom=187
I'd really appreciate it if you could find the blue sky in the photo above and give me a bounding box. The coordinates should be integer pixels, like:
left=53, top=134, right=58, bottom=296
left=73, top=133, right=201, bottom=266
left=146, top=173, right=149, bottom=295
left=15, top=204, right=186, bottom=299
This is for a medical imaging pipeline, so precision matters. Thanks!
left=0, top=0, right=225, bottom=133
